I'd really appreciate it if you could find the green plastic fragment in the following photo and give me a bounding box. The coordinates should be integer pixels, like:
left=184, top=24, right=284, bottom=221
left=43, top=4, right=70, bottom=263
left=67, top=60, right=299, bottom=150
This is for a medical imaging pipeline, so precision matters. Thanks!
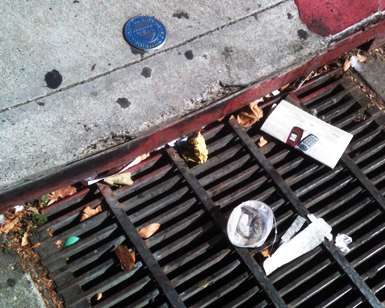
left=64, top=236, right=80, bottom=247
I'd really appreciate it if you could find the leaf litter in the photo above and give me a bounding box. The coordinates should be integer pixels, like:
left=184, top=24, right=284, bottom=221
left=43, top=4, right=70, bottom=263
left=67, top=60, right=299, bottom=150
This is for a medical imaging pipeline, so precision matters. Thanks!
left=0, top=197, right=64, bottom=307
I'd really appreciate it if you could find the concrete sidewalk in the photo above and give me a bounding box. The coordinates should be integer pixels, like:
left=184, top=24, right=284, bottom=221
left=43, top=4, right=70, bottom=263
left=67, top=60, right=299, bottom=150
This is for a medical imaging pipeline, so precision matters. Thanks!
left=0, top=0, right=384, bottom=194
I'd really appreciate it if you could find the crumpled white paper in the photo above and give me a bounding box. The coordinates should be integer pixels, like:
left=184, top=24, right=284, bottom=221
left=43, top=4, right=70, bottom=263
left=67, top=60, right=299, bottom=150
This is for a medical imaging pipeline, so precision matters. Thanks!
left=335, top=233, right=352, bottom=254
left=0, top=214, right=5, bottom=225
left=264, top=214, right=332, bottom=275
left=14, top=205, right=24, bottom=212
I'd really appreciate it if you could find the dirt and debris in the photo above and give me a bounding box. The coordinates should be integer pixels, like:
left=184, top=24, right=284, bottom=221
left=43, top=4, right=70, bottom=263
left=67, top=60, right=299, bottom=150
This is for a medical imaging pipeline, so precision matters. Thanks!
left=114, top=245, right=136, bottom=272
left=0, top=203, right=64, bottom=307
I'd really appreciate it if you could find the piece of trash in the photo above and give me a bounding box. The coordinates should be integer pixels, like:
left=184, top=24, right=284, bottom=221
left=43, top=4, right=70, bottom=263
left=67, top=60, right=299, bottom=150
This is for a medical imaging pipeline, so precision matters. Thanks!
left=261, top=100, right=353, bottom=169
left=138, top=223, right=160, bottom=239
left=281, top=83, right=290, bottom=91
left=114, top=245, right=135, bottom=271
left=335, top=233, right=352, bottom=254
left=258, top=136, right=268, bottom=148
left=279, top=215, right=306, bottom=246
left=237, top=101, right=263, bottom=127
left=21, top=232, right=29, bottom=246
left=3, top=217, right=19, bottom=234
left=272, top=90, right=280, bottom=96
left=31, top=242, right=41, bottom=249
left=263, top=214, right=332, bottom=275
left=49, top=186, right=77, bottom=202
left=104, top=173, right=133, bottom=186
left=80, top=205, right=102, bottom=222
left=14, top=205, right=24, bottom=212
left=350, top=55, right=366, bottom=72
left=227, top=201, right=274, bottom=248
left=261, top=248, right=270, bottom=258
left=343, top=58, right=350, bottom=71
left=63, top=236, right=80, bottom=248
left=0, top=214, right=5, bottom=225
left=182, top=133, right=208, bottom=165
left=95, top=293, right=103, bottom=301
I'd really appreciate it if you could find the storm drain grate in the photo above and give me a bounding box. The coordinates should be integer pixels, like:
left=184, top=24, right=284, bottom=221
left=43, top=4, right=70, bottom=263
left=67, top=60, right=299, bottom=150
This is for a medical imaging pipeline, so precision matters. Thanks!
left=30, top=69, right=385, bottom=308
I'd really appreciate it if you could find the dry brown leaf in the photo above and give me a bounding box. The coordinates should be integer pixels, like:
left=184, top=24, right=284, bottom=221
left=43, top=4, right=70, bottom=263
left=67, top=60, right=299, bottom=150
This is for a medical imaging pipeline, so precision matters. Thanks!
left=217, top=116, right=225, bottom=122
left=104, top=173, right=133, bottom=186
left=258, top=137, right=268, bottom=148
left=55, top=240, right=64, bottom=250
left=95, top=293, right=102, bottom=301
left=138, top=223, right=160, bottom=239
left=31, top=242, right=41, bottom=249
left=47, top=229, right=54, bottom=237
left=357, top=55, right=367, bottom=62
left=237, top=101, right=263, bottom=127
left=261, top=249, right=270, bottom=258
left=140, top=153, right=151, bottom=161
left=49, top=186, right=77, bottom=202
left=21, top=232, right=29, bottom=246
left=80, top=205, right=102, bottom=222
left=3, top=217, right=19, bottom=234
left=27, top=207, right=39, bottom=214
left=343, top=58, right=350, bottom=71
left=114, top=245, right=135, bottom=271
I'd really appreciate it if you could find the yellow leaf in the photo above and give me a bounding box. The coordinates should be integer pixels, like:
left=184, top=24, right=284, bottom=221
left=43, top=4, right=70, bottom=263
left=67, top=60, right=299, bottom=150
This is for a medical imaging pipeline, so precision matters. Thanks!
left=80, top=205, right=102, bottom=222
left=104, top=173, right=133, bottom=186
left=182, top=133, right=208, bottom=165
left=49, top=186, right=77, bottom=202
left=138, top=223, right=160, bottom=239
left=95, top=293, right=102, bottom=301
left=343, top=58, right=350, bottom=71
left=3, top=217, right=19, bottom=234
left=280, top=83, right=290, bottom=91
left=258, top=136, right=268, bottom=148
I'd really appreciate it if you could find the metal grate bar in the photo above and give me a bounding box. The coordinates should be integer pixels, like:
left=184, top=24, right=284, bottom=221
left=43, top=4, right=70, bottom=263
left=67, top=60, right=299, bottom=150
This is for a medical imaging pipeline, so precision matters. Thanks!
left=341, top=153, right=385, bottom=211
left=228, top=118, right=383, bottom=308
left=97, top=183, right=186, bottom=308
left=166, top=147, right=287, bottom=308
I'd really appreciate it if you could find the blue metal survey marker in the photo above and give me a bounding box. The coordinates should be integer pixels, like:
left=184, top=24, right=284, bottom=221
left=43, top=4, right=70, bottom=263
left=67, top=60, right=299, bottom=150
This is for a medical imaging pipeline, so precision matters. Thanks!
left=123, top=16, right=167, bottom=51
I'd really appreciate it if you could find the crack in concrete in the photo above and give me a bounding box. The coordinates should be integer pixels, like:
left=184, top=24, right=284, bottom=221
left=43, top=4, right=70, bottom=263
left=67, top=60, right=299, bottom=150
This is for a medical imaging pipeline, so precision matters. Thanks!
left=0, top=0, right=290, bottom=114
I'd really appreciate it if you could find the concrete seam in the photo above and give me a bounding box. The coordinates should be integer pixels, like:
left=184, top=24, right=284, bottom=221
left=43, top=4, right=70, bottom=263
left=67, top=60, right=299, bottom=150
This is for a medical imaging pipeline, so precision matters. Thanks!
left=0, top=0, right=290, bottom=114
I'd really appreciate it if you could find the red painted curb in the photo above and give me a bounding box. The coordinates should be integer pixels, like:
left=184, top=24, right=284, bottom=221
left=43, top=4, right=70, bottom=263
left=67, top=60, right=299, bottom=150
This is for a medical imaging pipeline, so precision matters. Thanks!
left=295, top=0, right=379, bottom=36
